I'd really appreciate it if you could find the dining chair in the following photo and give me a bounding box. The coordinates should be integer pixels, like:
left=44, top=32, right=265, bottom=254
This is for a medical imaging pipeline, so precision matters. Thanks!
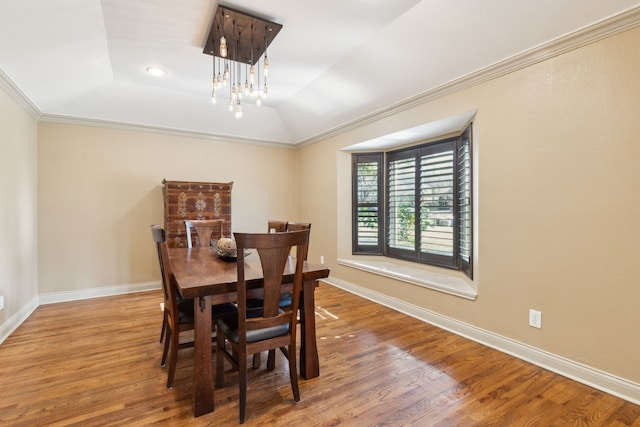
left=216, top=229, right=310, bottom=424
left=184, top=218, right=225, bottom=248
left=151, top=224, right=236, bottom=388
left=252, top=221, right=312, bottom=368
left=247, top=219, right=287, bottom=368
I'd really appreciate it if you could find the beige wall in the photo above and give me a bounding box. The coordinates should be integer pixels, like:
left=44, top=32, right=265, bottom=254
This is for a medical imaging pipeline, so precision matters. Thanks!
left=300, top=27, right=640, bottom=382
left=0, top=87, right=38, bottom=327
left=37, top=123, right=299, bottom=294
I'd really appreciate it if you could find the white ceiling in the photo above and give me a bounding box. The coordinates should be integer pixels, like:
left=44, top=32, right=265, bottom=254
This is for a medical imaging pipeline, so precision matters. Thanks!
left=1, top=0, right=639, bottom=145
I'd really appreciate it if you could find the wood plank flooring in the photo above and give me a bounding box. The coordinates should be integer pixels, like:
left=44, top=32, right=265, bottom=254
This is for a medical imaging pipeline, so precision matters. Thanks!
left=0, top=284, right=638, bottom=426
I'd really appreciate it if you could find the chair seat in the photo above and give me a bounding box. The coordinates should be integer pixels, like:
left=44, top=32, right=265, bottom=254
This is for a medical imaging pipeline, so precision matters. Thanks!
left=246, top=292, right=292, bottom=309
left=217, top=308, right=288, bottom=343
left=278, top=293, right=292, bottom=308
left=213, top=302, right=240, bottom=317
left=177, top=299, right=195, bottom=323
left=176, top=299, right=237, bottom=324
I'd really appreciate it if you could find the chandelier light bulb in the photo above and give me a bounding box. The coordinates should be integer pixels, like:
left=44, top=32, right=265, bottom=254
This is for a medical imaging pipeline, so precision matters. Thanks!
left=234, top=100, right=243, bottom=119
left=228, top=98, right=233, bottom=112
left=219, top=36, right=228, bottom=58
left=249, top=65, right=255, bottom=84
left=211, top=88, right=217, bottom=104
left=263, top=55, right=269, bottom=76
left=256, top=94, right=262, bottom=106
left=263, top=83, right=268, bottom=98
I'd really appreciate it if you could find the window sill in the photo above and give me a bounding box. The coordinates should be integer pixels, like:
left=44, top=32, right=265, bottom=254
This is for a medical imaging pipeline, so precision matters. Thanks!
left=337, top=258, right=477, bottom=300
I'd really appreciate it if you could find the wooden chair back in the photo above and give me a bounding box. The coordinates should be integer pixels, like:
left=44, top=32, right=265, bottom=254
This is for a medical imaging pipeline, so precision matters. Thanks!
left=267, top=220, right=287, bottom=233
left=235, top=229, right=309, bottom=324
left=151, top=225, right=176, bottom=319
left=286, top=221, right=311, bottom=260
left=184, top=219, right=225, bottom=248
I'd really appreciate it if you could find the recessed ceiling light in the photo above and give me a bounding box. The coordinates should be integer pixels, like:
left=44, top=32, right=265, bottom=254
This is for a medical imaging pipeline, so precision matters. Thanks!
left=146, top=67, right=167, bottom=77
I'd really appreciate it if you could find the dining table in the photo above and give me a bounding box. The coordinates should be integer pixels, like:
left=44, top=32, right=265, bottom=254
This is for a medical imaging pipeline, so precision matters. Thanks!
left=168, top=246, right=330, bottom=417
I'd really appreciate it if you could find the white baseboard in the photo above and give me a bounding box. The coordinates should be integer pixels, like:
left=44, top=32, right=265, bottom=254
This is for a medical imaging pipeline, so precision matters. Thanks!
left=39, top=281, right=161, bottom=305
left=1, top=281, right=162, bottom=346
left=0, top=296, right=39, bottom=345
left=321, top=277, right=640, bottom=406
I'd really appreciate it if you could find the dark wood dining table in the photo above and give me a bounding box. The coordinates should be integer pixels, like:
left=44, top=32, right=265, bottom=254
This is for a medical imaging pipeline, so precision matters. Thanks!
left=168, top=247, right=330, bottom=417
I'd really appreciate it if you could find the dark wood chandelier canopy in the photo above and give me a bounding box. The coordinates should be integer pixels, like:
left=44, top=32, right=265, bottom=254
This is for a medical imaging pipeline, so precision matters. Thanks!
left=203, top=5, right=282, bottom=66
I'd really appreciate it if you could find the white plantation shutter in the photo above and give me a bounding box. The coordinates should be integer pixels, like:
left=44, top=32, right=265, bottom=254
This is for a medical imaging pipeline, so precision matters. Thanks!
left=419, top=143, right=455, bottom=259
left=457, top=126, right=472, bottom=277
left=387, top=150, right=416, bottom=253
left=352, top=154, right=383, bottom=254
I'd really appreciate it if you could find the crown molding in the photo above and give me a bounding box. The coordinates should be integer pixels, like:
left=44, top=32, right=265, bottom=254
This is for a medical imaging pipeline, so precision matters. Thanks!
left=0, top=68, right=41, bottom=119
left=38, top=114, right=298, bottom=149
left=296, top=5, right=640, bottom=148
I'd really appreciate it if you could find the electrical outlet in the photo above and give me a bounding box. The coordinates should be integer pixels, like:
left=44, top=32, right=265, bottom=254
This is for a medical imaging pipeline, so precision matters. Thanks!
left=529, top=309, right=542, bottom=328
left=0, top=295, right=4, bottom=311
left=320, top=256, right=325, bottom=265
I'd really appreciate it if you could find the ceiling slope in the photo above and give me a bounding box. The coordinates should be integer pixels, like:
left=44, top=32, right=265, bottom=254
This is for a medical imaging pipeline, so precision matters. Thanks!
left=1, top=0, right=639, bottom=145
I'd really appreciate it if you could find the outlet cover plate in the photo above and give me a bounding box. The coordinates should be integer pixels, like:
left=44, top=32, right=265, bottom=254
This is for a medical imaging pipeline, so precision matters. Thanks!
left=529, top=309, right=542, bottom=328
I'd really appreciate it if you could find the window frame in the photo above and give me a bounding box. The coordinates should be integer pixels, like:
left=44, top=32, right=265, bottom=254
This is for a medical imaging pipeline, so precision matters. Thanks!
left=351, top=124, right=473, bottom=279
left=351, top=153, right=384, bottom=254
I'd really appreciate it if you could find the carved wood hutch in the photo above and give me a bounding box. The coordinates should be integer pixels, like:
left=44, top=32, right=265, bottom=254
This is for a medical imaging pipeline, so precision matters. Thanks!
left=162, top=179, right=233, bottom=248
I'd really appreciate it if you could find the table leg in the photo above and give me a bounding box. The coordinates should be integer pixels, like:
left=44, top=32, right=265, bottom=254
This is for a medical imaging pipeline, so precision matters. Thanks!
left=193, top=295, right=214, bottom=417
left=299, top=280, right=319, bottom=379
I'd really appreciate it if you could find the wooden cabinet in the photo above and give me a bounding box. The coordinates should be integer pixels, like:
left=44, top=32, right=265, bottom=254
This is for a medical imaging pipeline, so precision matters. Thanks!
left=162, top=179, right=233, bottom=248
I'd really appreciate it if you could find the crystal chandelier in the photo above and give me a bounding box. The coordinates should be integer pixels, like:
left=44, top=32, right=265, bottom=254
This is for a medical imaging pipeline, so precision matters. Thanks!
left=204, top=6, right=282, bottom=119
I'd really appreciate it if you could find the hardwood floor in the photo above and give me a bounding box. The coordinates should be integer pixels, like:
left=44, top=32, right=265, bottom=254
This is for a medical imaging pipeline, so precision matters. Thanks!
left=0, top=285, right=638, bottom=426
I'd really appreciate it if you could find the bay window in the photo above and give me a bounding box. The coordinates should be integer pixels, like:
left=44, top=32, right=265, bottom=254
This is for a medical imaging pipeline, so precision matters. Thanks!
left=352, top=124, right=472, bottom=278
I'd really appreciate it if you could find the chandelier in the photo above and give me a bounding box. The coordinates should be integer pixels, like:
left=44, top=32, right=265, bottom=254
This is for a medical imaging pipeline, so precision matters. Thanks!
left=204, top=6, right=282, bottom=118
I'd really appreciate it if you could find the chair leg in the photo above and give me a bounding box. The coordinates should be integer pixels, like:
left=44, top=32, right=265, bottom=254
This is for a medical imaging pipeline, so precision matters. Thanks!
left=252, top=352, right=261, bottom=369
left=286, top=345, right=300, bottom=402
left=239, top=348, right=247, bottom=424
left=267, top=349, right=276, bottom=370
left=161, top=328, right=171, bottom=367
left=159, top=310, right=167, bottom=343
left=166, top=329, right=179, bottom=388
left=215, top=333, right=225, bottom=388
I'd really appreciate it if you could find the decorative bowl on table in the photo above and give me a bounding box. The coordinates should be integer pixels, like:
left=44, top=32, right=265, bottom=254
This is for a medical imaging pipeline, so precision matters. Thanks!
left=211, top=237, right=238, bottom=261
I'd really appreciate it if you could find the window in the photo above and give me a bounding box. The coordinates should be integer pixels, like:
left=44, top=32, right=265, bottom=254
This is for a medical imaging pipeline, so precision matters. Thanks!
left=352, top=153, right=384, bottom=254
left=352, top=124, right=472, bottom=278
